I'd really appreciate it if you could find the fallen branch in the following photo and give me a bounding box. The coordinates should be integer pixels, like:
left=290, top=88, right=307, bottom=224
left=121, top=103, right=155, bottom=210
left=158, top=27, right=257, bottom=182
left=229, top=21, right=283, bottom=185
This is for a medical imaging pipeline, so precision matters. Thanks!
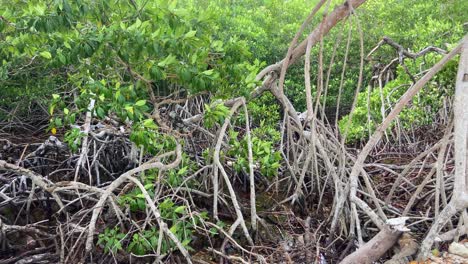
left=340, top=218, right=409, bottom=264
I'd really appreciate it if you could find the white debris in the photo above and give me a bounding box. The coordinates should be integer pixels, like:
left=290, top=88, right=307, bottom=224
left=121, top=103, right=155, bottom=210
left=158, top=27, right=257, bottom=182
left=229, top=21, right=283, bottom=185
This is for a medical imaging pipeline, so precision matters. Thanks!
left=448, top=242, right=468, bottom=258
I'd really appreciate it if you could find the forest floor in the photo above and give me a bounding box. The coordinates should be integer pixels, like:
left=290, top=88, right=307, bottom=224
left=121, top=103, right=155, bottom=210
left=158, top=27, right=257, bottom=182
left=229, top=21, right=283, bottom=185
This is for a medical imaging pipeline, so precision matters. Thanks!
left=1, top=117, right=464, bottom=263
left=0, top=128, right=330, bottom=263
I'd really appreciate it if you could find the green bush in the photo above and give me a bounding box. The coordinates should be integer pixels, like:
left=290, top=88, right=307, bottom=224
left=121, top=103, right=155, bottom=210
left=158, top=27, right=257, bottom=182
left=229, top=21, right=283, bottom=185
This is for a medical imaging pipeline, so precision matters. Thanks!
left=339, top=57, right=459, bottom=143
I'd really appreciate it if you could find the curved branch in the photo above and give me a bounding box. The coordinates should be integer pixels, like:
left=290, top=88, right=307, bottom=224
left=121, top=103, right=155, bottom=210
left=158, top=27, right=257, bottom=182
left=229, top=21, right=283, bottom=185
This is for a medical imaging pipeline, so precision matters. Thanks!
left=85, top=143, right=185, bottom=258
left=255, top=0, right=367, bottom=81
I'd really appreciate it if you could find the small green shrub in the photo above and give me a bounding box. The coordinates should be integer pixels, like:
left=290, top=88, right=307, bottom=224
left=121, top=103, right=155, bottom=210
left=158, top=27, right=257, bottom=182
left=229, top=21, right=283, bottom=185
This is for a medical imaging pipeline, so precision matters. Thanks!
left=339, top=58, right=458, bottom=143
left=228, top=125, right=281, bottom=178
left=97, top=227, right=125, bottom=253
left=98, top=200, right=203, bottom=256
left=203, top=102, right=230, bottom=128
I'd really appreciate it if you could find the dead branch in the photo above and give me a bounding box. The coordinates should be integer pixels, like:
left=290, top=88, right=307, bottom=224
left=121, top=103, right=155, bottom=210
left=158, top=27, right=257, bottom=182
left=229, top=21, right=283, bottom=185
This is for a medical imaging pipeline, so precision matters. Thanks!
left=340, top=218, right=409, bottom=264
left=367, top=36, right=447, bottom=62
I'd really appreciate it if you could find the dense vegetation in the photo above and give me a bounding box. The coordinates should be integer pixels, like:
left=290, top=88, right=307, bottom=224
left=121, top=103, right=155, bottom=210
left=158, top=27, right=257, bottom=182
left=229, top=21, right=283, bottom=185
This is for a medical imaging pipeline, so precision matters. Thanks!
left=2, top=0, right=465, bottom=138
left=1, top=0, right=467, bottom=263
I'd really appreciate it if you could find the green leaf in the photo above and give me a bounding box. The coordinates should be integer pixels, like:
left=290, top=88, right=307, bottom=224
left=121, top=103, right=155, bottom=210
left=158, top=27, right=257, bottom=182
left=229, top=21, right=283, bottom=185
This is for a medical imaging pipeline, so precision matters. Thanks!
left=177, top=166, right=188, bottom=175
left=216, top=220, right=226, bottom=228
left=143, top=119, right=157, bottom=129
left=114, top=241, right=122, bottom=251
left=120, top=22, right=126, bottom=30
left=137, top=199, right=145, bottom=210
left=96, top=107, right=105, bottom=118
left=202, top=69, right=214, bottom=76
left=184, top=30, right=197, bottom=39
left=55, top=118, right=62, bottom=127
left=150, top=236, right=158, bottom=247
left=135, top=100, right=146, bottom=107
left=158, top=54, right=177, bottom=67
left=39, top=51, right=52, bottom=59
left=174, top=206, right=186, bottom=214
left=58, top=53, right=66, bottom=64
left=128, top=18, right=142, bottom=30
left=182, top=238, right=191, bottom=247
left=125, top=105, right=134, bottom=114
left=70, top=113, right=76, bottom=124
left=209, top=227, right=218, bottom=235
left=169, top=224, right=179, bottom=234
